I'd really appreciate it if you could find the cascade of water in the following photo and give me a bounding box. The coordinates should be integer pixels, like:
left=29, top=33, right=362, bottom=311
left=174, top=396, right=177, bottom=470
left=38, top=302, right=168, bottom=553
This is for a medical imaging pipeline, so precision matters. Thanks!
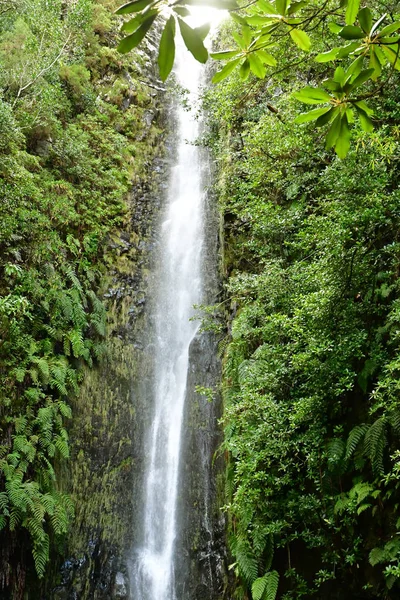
left=129, top=35, right=205, bottom=600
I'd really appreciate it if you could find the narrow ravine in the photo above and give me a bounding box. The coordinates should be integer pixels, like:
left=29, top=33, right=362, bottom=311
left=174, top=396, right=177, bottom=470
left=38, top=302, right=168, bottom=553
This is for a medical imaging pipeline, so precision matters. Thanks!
left=129, top=38, right=206, bottom=600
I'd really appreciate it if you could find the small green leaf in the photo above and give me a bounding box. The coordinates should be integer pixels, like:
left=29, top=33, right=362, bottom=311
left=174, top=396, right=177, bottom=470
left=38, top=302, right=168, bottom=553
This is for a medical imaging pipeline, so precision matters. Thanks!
left=288, top=1, right=308, bottom=14
left=212, top=57, right=242, bottom=83
left=256, top=49, right=277, bottom=66
left=158, top=16, right=176, bottom=81
left=345, top=0, right=360, bottom=26
left=290, top=28, right=311, bottom=51
left=294, top=106, right=331, bottom=123
left=246, top=15, right=275, bottom=26
left=248, top=53, right=266, bottom=78
left=116, top=0, right=154, bottom=14
left=316, top=106, right=337, bottom=126
left=178, top=18, right=208, bottom=63
left=257, top=0, right=276, bottom=11
left=354, top=99, right=373, bottom=116
left=347, top=54, right=364, bottom=78
left=346, top=107, right=355, bottom=123
left=326, top=113, right=342, bottom=149
left=337, top=41, right=361, bottom=57
left=349, top=67, right=374, bottom=89
left=315, top=48, right=340, bottom=62
left=369, top=48, right=382, bottom=80
left=355, top=108, right=374, bottom=132
left=230, top=12, right=248, bottom=26
left=242, top=25, right=252, bottom=47
left=339, top=25, right=364, bottom=39
left=211, top=50, right=240, bottom=60
left=232, top=30, right=247, bottom=50
left=117, top=14, right=157, bottom=53
left=335, top=115, right=351, bottom=158
left=121, top=8, right=158, bottom=33
left=293, top=86, right=332, bottom=104
left=333, top=66, right=346, bottom=84
left=358, top=7, right=372, bottom=33
left=381, top=44, right=400, bottom=70
left=239, top=58, right=250, bottom=80
left=328, top=21, right=342, bottom=34
left=378, top=21, right=400, bottom=36
left=276, top=0, right=287, bottom=16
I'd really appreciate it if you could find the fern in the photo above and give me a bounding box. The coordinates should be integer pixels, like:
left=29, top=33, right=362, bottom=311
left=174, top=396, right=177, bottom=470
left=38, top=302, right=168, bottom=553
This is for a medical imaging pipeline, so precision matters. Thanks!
left=252, top=574, right=268, bottom=600
left=345, top=424, right=368, bottom=461
left=264, top=571, right=279, bottom=600
left=326, top=438, right=345, bottom=469
left=235, top=536, right=259, bottom=584
left=388, top=411, right=400, bottom=435
left=364, top=417, right=388, bottom=475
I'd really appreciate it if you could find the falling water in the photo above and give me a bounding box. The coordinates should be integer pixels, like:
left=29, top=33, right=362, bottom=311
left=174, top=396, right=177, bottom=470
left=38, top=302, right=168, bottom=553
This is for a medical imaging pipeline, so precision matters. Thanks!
left=129, top=29, right=208, bottom=600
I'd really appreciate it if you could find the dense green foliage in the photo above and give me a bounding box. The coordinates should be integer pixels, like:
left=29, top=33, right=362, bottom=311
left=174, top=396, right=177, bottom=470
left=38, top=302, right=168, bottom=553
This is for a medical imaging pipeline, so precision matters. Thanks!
left=116, top=0, right=400, bottom=157
left=0, top=0, right=161, bottom=587
left=204, top=15, right=400, bottom=600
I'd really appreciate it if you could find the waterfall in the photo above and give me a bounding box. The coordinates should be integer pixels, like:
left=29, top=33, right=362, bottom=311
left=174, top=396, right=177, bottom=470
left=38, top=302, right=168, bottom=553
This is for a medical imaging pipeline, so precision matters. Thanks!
left=129, top=31, right=206, bottom=600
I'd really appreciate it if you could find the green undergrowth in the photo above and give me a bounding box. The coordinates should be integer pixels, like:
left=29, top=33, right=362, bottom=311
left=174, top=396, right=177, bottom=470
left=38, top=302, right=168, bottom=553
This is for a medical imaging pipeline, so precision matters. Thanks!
left=0, top=0, right=162, bottom=589
left=205, top=17, right=400, bottom=600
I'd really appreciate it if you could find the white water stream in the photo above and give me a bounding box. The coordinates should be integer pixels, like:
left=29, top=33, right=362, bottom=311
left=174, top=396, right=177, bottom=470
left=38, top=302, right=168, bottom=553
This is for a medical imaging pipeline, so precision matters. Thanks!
left=129, top=22, right=213, bottom=600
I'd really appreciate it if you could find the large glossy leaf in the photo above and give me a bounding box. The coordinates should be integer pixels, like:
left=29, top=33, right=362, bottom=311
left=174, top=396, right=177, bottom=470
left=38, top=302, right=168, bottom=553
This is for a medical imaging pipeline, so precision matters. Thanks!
left=345, top=0, right=360, bottom=26
left=117, top=14, right=157, bottom=53
left=256, top=49, right=276, bottom=66
left=290, top=28, right=311, bottom=51
left=275, top=0, right=287, bottom=16
left=158, top=16, right=176, bottom=81
left=316, top=106, right=337, bottom=126
left=248, top=53, right=266, bottom=78
left=293, top=86, right=332, bottom=104
left=381, top=44, right=400, bottom=70
left=256, top=0, right=276, bottom=11
left=239, top=58, right=250, bottom=80
left=315, top=48, right=340, bottom=62
left=379, top=21, right=400, bottom=36
left=178, top=18, right=208, bottom=63
left=211, top=50, right=240, bottom=60
left=355, top=106, right=374, bottom=132
left=335, top=115, right=351, bottom=158
left=116, top=0, right=155, bottom=14
left=212, top=57, right=242, bottom=82
left=339, top=25, right=364, bottom=39
left=354, top=99, right=373, bottom=116
left=294, top=106, right=331, bottom=124
left=325, top=113, right=342, bottom=149
left=347, top=68, right=374, bottom=90
left=121, top=8, right=158, bottom=33
left=358, top=7, right=372, bottom=33
left=337, top=41, right=361, bottom=58
left=195, top=22, right=211, bottom=41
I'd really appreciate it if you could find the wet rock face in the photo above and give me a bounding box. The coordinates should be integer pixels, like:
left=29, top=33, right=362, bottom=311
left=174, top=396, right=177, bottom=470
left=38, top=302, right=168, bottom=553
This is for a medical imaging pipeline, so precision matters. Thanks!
left=178, top=330, right=226, bottom=600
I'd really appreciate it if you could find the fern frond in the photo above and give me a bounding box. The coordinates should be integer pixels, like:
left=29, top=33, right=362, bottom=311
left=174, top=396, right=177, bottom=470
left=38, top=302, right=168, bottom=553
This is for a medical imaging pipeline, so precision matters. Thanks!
left=264, top=571, right=279, bottom=600
left=364, top=417, right=388, bottom=475
left=326, top=438, right=345, bottom=469
left=236, top=537, right=259, bottom=584
left=345, top=424, right=368, bottom=461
